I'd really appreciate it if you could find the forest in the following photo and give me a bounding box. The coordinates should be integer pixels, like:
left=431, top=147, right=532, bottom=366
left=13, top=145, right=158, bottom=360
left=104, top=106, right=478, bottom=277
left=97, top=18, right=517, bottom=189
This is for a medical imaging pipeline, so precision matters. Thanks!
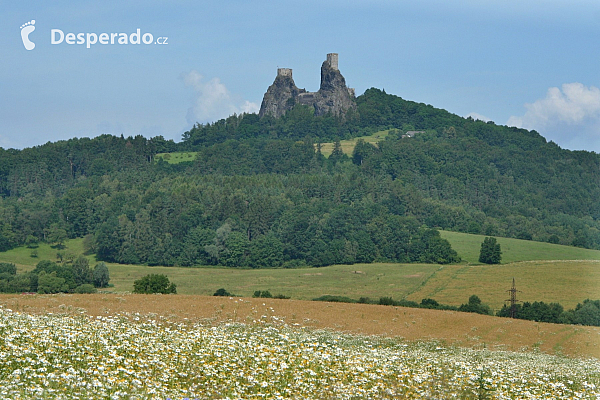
left=0, top=88, right=598, bottom=268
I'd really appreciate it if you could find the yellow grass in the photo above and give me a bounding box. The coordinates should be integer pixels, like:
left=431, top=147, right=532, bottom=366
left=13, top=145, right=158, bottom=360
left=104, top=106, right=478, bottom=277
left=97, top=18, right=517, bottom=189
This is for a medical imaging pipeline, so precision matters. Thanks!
left=317, top=129, right=392, bottom=157
left=406, top=260, right=600, bottom=310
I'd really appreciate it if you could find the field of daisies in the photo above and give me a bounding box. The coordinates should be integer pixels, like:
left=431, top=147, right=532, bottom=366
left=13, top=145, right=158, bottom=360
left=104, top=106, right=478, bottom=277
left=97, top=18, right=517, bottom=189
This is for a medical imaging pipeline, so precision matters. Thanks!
left=0, top=307, right=598, bottom=399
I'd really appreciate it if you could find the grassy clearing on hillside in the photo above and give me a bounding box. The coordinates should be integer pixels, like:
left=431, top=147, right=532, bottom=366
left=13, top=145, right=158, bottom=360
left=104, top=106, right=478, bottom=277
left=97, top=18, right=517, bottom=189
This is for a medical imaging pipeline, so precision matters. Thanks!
left=155, top=151, right=197, bottom=164
left=441, top=231, right=600, bottom=264
left=317, top=129, right=392, bottom=157
left=1, top=308, right=597, bottom=399
left=0, top=238, right=96, bottom=270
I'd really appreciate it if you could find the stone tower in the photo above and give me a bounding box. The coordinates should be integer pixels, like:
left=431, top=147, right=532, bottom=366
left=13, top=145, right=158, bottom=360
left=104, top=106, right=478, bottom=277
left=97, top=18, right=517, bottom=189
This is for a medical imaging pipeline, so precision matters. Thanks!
left=326, top=53, right=338, bottom=71
left=277, top=68, right=292, bottom=77
left=259, top=53, right=356, bottom=118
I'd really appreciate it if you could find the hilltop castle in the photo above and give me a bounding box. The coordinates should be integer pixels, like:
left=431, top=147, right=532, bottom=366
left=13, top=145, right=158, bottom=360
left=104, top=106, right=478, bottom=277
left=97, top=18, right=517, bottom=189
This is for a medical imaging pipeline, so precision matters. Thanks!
left=259, top=53, right=357, bottom=118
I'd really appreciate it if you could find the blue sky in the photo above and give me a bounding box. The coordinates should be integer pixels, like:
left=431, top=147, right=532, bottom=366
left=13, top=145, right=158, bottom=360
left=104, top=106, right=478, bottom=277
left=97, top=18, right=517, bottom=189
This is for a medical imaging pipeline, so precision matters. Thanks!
left=2, top=0, right=600, bottom=152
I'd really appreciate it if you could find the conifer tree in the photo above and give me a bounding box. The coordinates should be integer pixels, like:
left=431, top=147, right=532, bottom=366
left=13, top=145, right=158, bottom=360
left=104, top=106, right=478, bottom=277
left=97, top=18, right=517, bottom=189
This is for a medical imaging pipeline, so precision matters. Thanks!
left=479, top=237, right=501, bottom=264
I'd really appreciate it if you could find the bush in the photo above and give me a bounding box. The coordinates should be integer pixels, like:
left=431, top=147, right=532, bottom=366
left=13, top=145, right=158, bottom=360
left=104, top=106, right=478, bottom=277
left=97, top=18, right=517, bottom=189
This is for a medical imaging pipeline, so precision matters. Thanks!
left=213, top=288, right=233, bottom=296
left=458, top=295, right=492, bottom=315
left=133, top=274, right=177, bottom=294
left=313, top=295, right=357, bottom=303
left=74, top=284, right=97, bottom=294
left=253, top=290, right=273, bottom=298
left=37, top=271, right=69, bottom=294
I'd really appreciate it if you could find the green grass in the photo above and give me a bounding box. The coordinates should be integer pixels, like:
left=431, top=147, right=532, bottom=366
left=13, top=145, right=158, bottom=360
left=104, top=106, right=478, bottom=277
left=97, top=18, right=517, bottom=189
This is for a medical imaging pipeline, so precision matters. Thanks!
left=0, top=238, right=97, bottom=270
left=155, top=151, right=197, bottom=164
left=440, top=230, right=600, bottom=264
left=99, top=263, right=439, bottom=300
left=317, top=129, right=393, bottom=157
left=406, top=260, right=600, bottom=310
left=1, top=232, right=598, bottom=309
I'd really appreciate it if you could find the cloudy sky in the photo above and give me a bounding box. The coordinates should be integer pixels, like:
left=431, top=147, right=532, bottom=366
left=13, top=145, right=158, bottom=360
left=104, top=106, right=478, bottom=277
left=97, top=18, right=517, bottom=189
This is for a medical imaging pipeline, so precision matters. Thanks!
left=2, top=0, right=600, bottom=152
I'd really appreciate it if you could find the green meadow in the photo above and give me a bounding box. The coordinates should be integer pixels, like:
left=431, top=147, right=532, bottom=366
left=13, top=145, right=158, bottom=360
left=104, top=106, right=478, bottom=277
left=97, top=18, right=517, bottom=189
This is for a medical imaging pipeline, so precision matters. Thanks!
left=155, top=151, right=197, bottom=164
left=317, top=129, right=392, bottom=157
left=1, top=232, right=598, bottom=310
left=440, top=230, right=600, bottom=264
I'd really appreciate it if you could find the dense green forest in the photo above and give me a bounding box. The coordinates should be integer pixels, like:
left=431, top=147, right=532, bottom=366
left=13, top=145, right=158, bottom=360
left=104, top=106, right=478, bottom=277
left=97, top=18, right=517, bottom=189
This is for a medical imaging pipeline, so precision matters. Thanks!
left=0, top=88, right=598, bottom=268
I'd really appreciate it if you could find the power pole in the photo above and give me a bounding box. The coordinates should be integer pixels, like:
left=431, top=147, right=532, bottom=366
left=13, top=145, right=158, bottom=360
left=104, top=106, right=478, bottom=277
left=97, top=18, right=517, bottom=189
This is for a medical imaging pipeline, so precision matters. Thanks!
left=505, top=278, right=520, bottom=318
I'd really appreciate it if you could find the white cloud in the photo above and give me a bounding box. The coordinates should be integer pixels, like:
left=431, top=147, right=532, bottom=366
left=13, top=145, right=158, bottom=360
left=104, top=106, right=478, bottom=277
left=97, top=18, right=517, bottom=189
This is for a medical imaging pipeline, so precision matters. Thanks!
left=507, top=83, right=600, bottom=152
left=183, top=71, right=259, bottom=125
left=466, top=112, right=491, bottom=122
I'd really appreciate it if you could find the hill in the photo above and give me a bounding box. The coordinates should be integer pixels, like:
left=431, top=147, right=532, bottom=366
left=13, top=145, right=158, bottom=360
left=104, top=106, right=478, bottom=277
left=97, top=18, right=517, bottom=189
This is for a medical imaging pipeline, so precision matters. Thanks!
left=0, top=88, right=598, bottom=272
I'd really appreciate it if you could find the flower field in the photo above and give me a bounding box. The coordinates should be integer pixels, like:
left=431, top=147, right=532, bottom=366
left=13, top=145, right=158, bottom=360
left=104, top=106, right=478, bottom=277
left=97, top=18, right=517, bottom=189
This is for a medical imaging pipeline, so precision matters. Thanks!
left=0, top=307, right=598, bottom=399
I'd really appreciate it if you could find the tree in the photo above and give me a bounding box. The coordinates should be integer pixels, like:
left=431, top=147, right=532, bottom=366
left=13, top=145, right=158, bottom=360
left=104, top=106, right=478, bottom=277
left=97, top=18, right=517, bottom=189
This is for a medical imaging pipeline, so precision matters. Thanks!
left=248, top=234, right=284, bottom=268
left=133, top=274, right=177, bottom=294
left=458, top=295, right=492, bottom=315
left=479, top=237, right=501, bottom=264
left=37, top=271, right=69, bottom=294
left=46, top=224, right=68, bottom=248
left=72, top=255, right=92, bottom=286
left=92, top=262, right=110, bottom=288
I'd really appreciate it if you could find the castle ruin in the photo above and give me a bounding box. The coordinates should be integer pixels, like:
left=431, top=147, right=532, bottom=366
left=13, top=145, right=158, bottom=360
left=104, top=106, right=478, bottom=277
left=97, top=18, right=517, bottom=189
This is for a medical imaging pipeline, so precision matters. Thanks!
left=259, top=53, right=356, bottom=118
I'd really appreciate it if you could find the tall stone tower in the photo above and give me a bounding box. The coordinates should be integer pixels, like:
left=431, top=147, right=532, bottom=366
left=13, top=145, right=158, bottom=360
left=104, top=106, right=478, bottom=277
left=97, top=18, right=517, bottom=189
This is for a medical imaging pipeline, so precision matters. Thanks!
left=326, top=53, right=339, bottom=71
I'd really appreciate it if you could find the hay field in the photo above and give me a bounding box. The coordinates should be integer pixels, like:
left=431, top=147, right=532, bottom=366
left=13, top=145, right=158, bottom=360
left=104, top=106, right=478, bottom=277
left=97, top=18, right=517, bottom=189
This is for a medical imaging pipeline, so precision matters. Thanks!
left=1, top=293, right=598, bottom=359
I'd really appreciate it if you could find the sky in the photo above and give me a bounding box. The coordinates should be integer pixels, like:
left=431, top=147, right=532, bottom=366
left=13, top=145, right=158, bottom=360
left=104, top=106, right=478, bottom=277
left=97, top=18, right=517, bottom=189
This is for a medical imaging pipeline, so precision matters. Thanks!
left=2, top=0, right=600, bottom=153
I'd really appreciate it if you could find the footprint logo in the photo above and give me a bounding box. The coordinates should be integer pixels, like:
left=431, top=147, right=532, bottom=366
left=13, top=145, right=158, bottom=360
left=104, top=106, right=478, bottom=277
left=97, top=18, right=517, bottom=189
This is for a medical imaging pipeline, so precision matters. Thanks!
left=20, top=20, right=36, bottom=50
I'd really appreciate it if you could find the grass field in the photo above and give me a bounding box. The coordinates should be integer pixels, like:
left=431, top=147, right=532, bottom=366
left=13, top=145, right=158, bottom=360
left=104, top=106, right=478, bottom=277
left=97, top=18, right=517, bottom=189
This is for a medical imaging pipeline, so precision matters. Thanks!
left=317, top=129, right=392, bottom=157
left=1, top=233, right=599, bottom=311
left=0, top=238, right=96, bottom=270
left=441, top=230, right=600, bottom=264
left=155, top=151, right=197, bottom=164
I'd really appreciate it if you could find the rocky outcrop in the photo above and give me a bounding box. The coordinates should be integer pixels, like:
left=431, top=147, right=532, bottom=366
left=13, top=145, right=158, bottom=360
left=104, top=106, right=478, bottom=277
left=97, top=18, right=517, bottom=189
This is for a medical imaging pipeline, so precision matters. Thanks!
left=312, top=59, right=356, bottom=117
left=258, top=71, right=306, bottom=119
left=259, top=54, right=356, bottom=119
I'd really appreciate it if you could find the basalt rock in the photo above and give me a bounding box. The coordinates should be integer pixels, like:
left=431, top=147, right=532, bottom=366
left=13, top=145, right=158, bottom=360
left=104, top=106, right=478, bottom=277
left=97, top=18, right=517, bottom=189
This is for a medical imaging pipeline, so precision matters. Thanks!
left=259, top=53, right=356, bottom=119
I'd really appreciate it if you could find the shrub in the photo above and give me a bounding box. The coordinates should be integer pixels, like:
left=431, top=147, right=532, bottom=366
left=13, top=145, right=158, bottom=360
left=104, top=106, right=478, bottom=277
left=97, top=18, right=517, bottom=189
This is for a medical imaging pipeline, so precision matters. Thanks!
left=458, top=295, right=492, bottom=315
left=133, top=274, right=177, bottom=294
left=74, top=284, right=97, bottom=294
left=253, top=290, right=273, bottom=298
left=313, top=295, right=357, bottom=303
left=213, top=288, right=233, bottom=296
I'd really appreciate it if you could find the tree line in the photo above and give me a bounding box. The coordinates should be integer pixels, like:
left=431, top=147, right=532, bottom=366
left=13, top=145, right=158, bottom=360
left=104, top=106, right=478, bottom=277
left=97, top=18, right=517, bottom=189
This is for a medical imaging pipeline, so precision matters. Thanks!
left=0, top=261, right=109, bottom=294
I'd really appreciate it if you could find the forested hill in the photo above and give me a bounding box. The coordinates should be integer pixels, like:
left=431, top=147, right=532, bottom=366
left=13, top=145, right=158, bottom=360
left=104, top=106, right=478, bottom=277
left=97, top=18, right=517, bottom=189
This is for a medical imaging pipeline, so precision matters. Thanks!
left=0, top=88, right=598, bottom=268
